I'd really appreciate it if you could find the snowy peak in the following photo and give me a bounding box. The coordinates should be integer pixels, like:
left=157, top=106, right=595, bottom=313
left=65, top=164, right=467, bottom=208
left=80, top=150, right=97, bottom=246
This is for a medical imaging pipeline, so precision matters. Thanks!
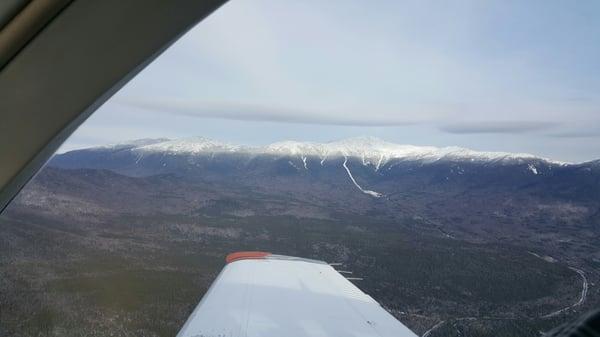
left=93, top=138, right=171, bottom=151
left=266, top=141, right=327, bottom=157
left=120, top=136, right=559, bottom=165
left=136, top=137, right=244, bottom=154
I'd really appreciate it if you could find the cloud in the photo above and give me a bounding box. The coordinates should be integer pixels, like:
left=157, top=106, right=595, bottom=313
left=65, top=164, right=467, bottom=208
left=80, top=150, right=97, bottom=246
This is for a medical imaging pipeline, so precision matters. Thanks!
left=116, top=96, right=425, bottom=127
left=546, top=129, right=600, bottom=138
left=439, top=121, right=560, bottom=134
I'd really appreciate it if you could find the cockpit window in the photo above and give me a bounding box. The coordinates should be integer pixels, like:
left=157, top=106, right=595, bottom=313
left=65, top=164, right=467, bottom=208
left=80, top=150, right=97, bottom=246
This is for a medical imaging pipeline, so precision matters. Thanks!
left=1, top=1, right=599, bottom=337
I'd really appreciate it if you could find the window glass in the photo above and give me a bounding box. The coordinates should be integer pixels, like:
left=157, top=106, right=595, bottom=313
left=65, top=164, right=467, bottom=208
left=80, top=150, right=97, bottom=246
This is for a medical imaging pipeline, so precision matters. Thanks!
left=1, top=1, right=599, bottom=336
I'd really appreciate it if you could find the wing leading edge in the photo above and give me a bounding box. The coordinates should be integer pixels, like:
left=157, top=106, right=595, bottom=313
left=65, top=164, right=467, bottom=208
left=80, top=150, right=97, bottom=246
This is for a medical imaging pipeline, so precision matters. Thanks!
left=178, top=251, right=417, bottom=337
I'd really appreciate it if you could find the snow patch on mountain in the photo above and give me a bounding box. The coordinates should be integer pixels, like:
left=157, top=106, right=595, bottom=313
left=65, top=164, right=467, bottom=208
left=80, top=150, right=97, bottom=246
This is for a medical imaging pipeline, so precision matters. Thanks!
left=136, top=137, right=246, bottom=154
left=342, top=157, right=382, bottom=198
left=528, top=164, right=539, bottom=175
left=94, top=138, right=171, bottom=151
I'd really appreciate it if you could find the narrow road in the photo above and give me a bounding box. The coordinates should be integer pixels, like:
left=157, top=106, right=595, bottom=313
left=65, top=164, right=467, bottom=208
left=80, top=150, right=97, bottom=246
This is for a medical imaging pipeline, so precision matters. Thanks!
left=541, top=267, right=588, bottom=318
left=422, top=317, right=477, bottom=337
left=421, top=263, right=588, bottom=336
left=422, top=320, right=445, bottom=337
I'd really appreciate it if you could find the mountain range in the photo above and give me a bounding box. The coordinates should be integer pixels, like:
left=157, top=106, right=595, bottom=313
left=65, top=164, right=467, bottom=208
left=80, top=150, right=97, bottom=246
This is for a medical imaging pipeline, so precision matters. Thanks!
left=47, top=136, right=600, bottom=241
left=2, top=136, right=598, bottom=336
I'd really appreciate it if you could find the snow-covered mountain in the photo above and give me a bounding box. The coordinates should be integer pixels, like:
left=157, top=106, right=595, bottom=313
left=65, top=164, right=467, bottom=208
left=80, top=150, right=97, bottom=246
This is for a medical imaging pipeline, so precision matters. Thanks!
left=96, top=136, right=562, bottom=166
left=49, top=136, right=599, bottom=201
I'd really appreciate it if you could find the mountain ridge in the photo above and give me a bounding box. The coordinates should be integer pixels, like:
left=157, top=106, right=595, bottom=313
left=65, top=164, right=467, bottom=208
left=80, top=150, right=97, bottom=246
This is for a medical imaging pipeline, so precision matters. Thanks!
left=65, top=136, right=571, bottom=166
left=49, top=136, right=600, bottom=200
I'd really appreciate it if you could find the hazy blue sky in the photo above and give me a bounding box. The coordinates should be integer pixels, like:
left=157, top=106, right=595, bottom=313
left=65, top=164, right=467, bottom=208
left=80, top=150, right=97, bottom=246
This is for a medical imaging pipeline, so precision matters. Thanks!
left=61, top=0, right=600, bottom=162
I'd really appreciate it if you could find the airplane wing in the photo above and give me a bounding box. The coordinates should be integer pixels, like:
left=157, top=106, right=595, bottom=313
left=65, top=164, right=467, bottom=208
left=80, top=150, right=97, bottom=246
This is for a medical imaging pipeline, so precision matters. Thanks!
left=177, top=251, right=417, bottom=337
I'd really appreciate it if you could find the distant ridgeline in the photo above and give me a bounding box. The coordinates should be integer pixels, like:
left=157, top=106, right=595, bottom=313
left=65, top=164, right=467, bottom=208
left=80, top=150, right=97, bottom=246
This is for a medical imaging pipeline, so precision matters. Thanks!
left=50, top=137, right=598, bottom=200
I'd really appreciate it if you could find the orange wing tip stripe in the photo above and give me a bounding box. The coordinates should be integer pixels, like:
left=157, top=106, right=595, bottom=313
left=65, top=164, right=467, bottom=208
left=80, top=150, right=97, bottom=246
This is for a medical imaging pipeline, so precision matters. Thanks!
left=226, top=251, right=271, bottom=264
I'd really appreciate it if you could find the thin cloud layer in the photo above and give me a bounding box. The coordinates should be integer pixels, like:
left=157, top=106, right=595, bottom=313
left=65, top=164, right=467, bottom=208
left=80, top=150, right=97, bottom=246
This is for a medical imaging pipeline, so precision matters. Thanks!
left=440, top=121, right=560, bottom=134
left=117, top=97, right=426, bottom=126
left=546, top=129, right=600, bottom=138
left=121, top=97, right=571, bottom=137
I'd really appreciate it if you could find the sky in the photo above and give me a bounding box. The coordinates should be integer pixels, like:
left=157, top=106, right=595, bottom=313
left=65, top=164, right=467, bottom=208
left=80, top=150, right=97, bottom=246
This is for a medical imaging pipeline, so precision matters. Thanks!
left=60, top=0, right=600, bottom=162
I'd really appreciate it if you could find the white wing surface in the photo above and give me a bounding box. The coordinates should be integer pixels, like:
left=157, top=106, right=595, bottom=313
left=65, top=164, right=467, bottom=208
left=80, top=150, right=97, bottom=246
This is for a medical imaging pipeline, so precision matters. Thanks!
left=177, top=251, right=417, bottom=337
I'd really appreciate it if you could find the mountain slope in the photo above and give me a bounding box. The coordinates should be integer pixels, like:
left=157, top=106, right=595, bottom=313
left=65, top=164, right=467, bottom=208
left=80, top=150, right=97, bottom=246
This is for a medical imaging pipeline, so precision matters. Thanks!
left=47, top=137, right=600, bottom=242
